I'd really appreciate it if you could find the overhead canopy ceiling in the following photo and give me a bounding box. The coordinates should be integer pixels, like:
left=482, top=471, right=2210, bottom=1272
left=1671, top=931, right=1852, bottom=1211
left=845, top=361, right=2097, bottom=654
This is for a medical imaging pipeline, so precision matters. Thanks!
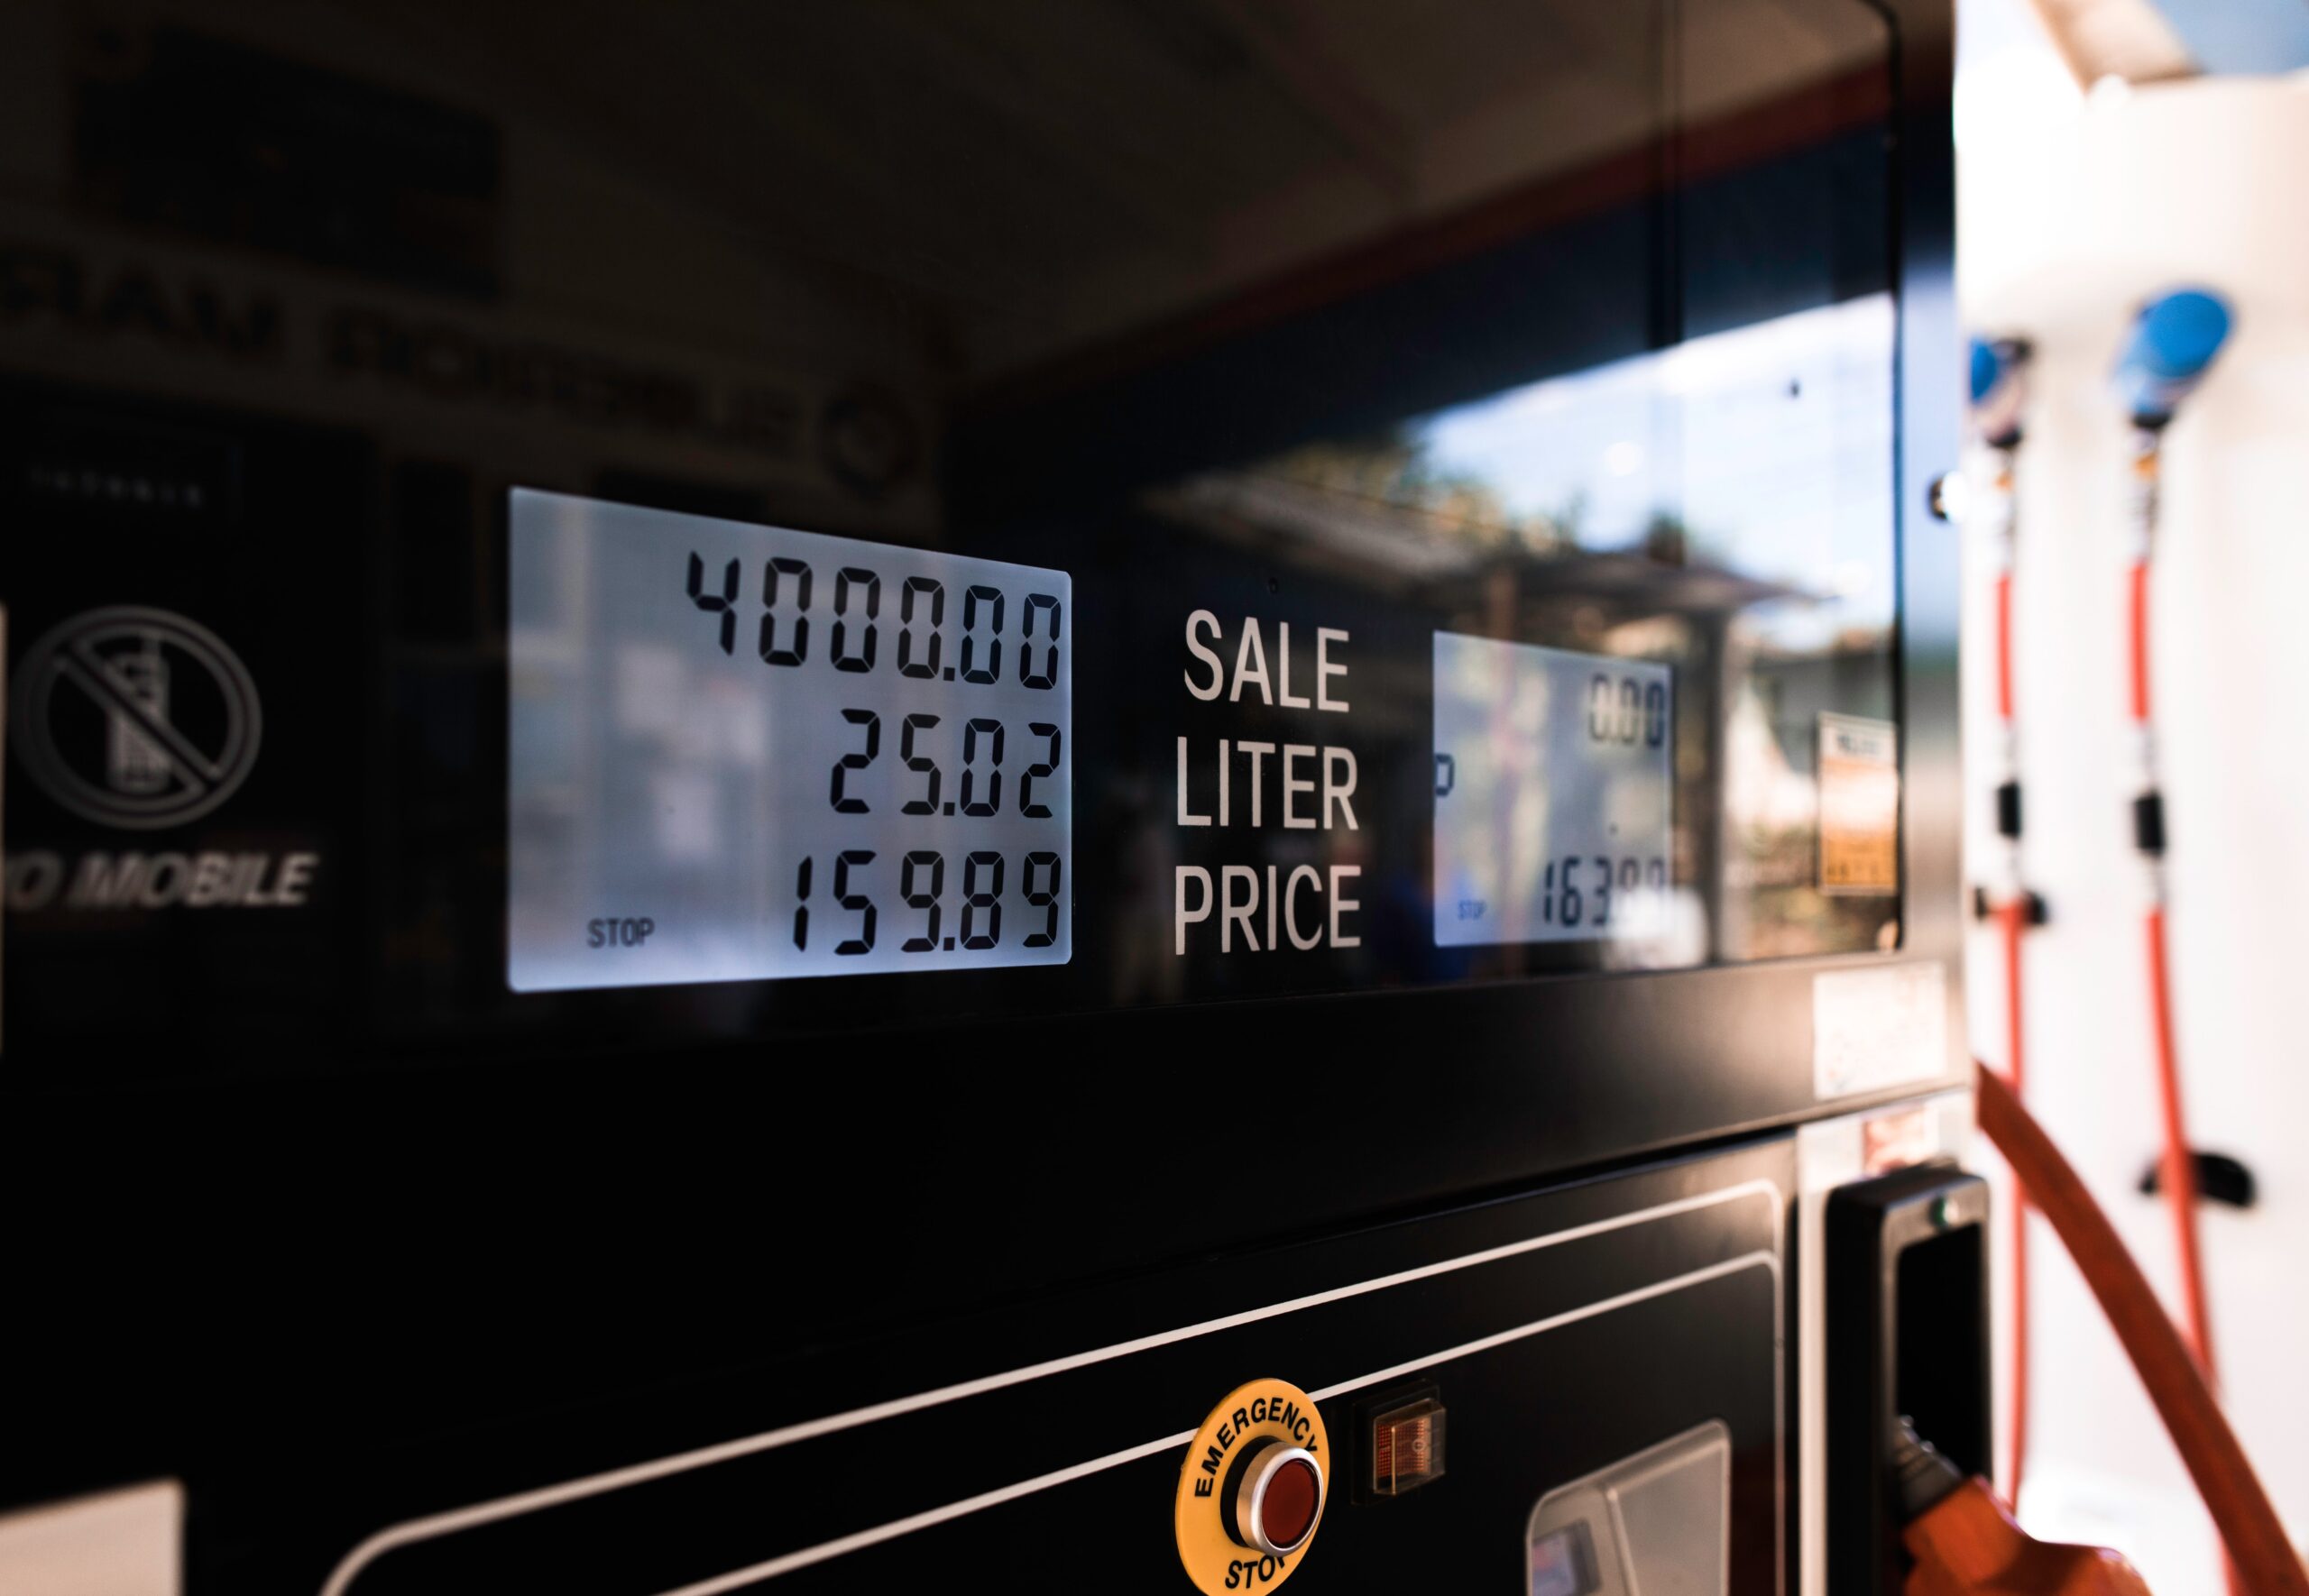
left=347, top=0, right=1883, bottom=375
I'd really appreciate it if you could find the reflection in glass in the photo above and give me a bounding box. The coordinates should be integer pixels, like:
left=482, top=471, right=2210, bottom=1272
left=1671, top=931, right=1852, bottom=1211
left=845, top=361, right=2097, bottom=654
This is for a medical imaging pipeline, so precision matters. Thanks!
left=1148, top=294, right=1900, bottom=969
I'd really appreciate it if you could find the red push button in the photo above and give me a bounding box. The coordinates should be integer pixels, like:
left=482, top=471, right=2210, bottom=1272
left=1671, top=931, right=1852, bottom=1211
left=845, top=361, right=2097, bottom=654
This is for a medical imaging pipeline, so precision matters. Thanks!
left=1260, top=1456, right=1320, bottom=1548
left=1237, top=1445, right=1324, bottom=1555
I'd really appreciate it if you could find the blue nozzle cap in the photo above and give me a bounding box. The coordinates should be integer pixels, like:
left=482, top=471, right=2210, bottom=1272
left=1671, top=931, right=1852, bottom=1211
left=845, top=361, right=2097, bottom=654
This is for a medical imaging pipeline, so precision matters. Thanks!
left=1969, top=337, right=2003, bottom=406
left=2134, top=289, right=2231, bottom=380
left=2114, top=288, right=2233, bottom=424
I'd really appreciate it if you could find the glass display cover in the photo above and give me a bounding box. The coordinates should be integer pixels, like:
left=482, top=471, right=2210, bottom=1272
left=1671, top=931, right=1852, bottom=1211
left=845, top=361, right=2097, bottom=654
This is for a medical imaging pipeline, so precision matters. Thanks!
left=1433, top=634, right=1673, bottom=949
left=508, top=490, right=1072, bottom=991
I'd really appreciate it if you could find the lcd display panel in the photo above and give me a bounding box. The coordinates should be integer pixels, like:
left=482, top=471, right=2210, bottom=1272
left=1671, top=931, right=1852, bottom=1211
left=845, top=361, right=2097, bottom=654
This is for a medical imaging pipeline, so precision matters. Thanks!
left=1432, top=632, right=1674, bottom=949
left=508, top=490, right=1072, bottom=991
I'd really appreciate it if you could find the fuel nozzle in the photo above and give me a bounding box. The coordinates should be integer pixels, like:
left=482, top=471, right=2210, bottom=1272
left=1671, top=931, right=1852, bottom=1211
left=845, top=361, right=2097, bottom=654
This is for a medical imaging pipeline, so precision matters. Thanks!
left=1896, top=1418, right=2153, bottom=1595
left=2111, top=289, right=2232, bottom=428
left=1892, top=1417, right=1968, bottom=1520
left=1969, top=336, right=2033, bottom=448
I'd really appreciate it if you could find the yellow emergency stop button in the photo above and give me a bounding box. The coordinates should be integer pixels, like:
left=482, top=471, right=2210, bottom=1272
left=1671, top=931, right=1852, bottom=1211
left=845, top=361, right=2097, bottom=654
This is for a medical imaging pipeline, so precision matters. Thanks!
left=1174, top=1378, right=1329, bottom=1594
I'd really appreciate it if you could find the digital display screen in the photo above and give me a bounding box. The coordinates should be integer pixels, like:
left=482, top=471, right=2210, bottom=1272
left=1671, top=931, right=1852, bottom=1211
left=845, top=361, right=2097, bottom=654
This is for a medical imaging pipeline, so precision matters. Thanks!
left=1433, top=632, right=1672, bottom=947
left=507, top=490, right=1071, bottom=991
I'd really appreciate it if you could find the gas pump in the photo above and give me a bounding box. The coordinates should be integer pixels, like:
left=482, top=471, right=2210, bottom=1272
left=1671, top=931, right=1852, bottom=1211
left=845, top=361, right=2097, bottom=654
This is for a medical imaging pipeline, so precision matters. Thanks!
left=0, top=1, right=2075, bottom=1591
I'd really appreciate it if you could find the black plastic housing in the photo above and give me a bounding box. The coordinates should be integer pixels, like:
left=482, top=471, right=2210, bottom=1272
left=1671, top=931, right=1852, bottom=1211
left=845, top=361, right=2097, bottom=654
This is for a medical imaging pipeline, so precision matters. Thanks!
left=1826, top=1162, right=1992, bottom=1595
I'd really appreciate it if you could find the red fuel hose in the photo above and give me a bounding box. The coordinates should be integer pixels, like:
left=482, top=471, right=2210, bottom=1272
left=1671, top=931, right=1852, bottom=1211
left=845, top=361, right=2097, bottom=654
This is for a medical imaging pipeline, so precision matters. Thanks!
left=2128, top=558, right=2152, bottom=725
left=1975, top=1062, right=2305, bottom=1594
left=2125, top=437, right=2216, bottom=1377
left=2000, top=896, right=2031, bottom=1503
left=1996, top=569, right=2017, bottom=722
left=1982, top=448, right=2034, bottom=1504
left=2145, top=903, right=2212, bottom=1368
left=1998, top=562, right=2032, bottom=1503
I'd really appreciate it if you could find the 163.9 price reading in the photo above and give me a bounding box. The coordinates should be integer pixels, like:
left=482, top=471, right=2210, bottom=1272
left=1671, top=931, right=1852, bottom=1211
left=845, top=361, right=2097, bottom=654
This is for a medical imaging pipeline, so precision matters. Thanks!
left=1537, top=855, right=1669, bottom=930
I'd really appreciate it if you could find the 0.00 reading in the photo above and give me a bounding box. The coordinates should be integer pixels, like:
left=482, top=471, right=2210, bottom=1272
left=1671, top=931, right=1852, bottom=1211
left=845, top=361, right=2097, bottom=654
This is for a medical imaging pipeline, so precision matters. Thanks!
left=791, top=849, right=1063, bottom=956
left=1588, top=672, right=1667, bottom=748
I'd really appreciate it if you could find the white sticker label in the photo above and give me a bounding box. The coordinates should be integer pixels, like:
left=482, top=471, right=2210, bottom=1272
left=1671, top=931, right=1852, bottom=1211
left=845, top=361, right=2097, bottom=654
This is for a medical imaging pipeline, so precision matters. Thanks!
left=1812, top=962, right=1947, bottom=1099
